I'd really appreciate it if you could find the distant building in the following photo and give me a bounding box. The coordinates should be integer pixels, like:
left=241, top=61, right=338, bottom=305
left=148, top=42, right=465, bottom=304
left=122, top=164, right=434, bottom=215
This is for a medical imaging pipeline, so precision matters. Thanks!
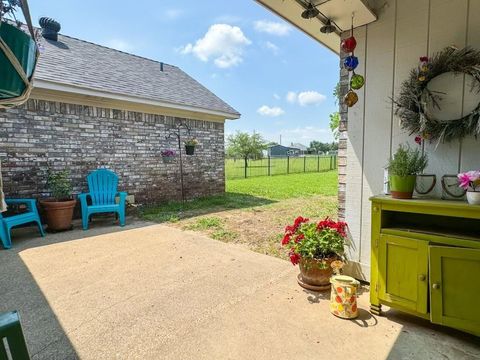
left=290, top=143, right=308, bottom=154
left=267, top=144, right=301, bottom=157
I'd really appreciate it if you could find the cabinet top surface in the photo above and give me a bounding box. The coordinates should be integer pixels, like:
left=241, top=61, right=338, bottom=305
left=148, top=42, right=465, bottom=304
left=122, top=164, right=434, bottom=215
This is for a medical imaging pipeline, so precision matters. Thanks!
left=370, top=195, right=480, bottom=211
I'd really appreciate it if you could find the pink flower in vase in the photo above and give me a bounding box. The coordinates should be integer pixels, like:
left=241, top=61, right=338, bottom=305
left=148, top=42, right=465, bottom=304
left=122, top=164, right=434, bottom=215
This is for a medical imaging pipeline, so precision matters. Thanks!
left=457, top=170, right=480, bottom=191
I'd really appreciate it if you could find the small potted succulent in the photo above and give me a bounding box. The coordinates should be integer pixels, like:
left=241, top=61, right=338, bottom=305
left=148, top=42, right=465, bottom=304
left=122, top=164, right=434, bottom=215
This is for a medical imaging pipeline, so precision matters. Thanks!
left=387, top=144, right=428, bottom=199
left=161, top=149, right=176, bottom=163
left=458, top=170, right=480, bottom=205
left=184, top=138, right=198, bottom=155
left=40, top=169, right=76, bottom=231
left=282, top=216, right=348, bottom=291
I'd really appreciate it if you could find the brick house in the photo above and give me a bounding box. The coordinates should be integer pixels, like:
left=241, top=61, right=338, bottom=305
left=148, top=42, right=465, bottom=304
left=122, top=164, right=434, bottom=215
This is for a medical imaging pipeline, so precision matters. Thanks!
left=0, top=24, right=240, bottom=205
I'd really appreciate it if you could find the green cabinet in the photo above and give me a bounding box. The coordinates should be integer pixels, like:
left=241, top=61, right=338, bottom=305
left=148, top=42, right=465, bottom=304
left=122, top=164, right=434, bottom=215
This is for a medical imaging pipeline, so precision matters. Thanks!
left=430, top=246, right=480, bottom=335
left=370, top=196, right=480, bottom=336
left=378, top=234, right=428, bottom=314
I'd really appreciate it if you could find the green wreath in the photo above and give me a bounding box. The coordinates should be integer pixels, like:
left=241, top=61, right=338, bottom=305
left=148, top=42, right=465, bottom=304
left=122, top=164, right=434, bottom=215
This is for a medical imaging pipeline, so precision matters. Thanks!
left=395, top=46, right=480, bottom=143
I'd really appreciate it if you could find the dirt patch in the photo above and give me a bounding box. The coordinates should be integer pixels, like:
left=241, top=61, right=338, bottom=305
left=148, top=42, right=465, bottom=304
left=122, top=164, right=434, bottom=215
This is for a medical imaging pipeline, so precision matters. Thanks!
left=170, top=195, right=338, bottom=260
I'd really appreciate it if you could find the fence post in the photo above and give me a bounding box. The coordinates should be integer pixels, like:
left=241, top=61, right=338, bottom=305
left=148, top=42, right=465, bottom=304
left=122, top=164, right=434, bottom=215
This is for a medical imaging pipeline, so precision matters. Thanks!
left=330, top=156, right=333, bottom=170
left=244, top=157, right=247, bottom=178
left=268, top=156, right=271, bottom=176
left=304, top=156, right=306, bottom=173
left=287, top=156, right=290, bottom=174
left=317, top=155, right=320, bottom=172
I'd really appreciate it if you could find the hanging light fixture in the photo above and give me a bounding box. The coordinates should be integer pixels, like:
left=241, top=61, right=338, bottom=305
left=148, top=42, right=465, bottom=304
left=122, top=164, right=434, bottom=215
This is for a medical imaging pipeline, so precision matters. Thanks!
left=301, top=1, right=320, bottom=19
left=320, top=19, right=336, bottom=34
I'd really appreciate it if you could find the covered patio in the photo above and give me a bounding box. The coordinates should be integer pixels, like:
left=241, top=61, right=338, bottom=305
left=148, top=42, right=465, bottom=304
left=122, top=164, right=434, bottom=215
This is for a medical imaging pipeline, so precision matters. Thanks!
left=1, top=221, right=478, bottom=359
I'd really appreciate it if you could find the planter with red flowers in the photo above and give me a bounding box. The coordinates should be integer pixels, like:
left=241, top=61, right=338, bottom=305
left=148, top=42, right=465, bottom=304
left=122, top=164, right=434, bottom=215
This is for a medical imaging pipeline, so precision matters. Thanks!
left=282, top=216, right=348, bottom=291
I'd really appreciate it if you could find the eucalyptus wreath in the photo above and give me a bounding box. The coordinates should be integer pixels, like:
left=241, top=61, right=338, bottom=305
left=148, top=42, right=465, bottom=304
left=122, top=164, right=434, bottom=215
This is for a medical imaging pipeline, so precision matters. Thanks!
left=394, top=46, right=480, bottom=143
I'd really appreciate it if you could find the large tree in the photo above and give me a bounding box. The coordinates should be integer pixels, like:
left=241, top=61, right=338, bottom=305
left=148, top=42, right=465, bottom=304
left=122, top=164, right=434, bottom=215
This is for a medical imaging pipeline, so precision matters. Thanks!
left=226, top=131, right=267, bottom=177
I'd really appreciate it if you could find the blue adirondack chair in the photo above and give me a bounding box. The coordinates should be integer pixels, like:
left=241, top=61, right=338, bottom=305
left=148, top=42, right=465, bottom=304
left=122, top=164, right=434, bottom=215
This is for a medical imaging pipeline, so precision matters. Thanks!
left=78, top=169, right=127, bottom=230
left=0, top=199, right=45, bottom=250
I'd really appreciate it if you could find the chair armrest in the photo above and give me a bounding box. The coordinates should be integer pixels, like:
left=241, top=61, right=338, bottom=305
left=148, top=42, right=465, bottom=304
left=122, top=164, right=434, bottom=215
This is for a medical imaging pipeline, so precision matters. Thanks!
left=78, top=193, right=91, bottom=208
left=5, top=199, right=37, bottom=211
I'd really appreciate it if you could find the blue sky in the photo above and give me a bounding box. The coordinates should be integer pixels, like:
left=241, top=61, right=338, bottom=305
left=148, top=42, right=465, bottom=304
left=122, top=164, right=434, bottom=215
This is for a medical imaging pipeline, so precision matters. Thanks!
left=29, top=0, right=339, bottom=146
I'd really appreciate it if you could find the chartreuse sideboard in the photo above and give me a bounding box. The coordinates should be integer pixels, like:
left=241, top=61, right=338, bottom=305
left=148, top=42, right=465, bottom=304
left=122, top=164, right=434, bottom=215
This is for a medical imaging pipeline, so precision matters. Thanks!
left=369, top=196, right=480, bottom=336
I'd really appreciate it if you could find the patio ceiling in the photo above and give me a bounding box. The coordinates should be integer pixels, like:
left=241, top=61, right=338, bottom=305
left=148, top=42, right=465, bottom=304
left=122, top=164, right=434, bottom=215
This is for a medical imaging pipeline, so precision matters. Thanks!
left=254, top=0, right=377, bottom=54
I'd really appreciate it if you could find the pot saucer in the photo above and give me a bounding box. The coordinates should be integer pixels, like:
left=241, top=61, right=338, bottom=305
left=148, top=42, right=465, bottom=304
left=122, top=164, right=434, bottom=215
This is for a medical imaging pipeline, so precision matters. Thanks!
left=297, top=273, right=331, bottom=292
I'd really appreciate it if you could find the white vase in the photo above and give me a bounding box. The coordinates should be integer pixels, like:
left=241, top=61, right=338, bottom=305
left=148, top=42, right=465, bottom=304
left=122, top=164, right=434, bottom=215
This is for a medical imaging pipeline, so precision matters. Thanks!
left=466, top=191, right=480, bottom=205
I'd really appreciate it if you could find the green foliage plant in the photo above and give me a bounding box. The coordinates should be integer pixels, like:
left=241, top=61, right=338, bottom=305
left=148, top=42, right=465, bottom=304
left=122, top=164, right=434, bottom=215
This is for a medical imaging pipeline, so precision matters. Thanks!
left=387, top=144, right=428, bottom=177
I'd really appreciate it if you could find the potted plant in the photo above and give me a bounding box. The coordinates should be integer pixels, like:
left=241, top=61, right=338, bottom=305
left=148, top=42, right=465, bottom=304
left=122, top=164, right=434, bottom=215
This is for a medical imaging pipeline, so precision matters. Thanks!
left=387, top=144, right=428, bottom=199
left=161, top=149, right=176, bottom=163
left=40, top=169, right=76, bottom=231
left=184, top=138, right=198, bottom=155
left=0, top=0, right=39, bottom=106
left=458, top=170, right=480, bottom=205
left=282, top=216, right=348, bottom=291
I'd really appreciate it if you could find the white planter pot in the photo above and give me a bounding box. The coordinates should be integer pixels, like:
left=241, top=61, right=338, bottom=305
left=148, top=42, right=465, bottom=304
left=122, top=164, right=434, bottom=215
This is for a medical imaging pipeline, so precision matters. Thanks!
left=466, top=191, right=480, bottom=205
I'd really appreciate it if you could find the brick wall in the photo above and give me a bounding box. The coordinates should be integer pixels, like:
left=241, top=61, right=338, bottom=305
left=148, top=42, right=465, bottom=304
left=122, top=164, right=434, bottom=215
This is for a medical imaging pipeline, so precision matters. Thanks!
left=0, top=99, right=226, bottom=204
left=337, top=32, right=349, bottom=221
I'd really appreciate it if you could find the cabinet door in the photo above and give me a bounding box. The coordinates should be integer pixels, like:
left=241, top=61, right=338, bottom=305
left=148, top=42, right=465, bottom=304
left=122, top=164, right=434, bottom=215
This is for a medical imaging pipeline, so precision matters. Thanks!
left=378, top=234, right=428, bottom=314
left=430, top=246, right=480, bottom=335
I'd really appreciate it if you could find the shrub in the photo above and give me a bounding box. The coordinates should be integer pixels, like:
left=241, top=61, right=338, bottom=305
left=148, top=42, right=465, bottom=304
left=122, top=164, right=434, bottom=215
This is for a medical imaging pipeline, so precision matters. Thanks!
left=387, top=144, right=428, bottom=177
left=47, top=169, right=73, bottom=201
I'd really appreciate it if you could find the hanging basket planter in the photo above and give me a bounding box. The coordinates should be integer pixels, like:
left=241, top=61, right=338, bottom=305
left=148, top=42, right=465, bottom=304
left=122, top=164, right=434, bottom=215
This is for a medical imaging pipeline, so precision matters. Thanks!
left=185, top=145, right=195, bottom=155
left=0, top=0, right=40, bottom=109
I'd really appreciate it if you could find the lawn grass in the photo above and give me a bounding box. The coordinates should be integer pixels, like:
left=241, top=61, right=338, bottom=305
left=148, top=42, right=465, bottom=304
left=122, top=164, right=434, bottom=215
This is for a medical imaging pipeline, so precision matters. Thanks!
left=140, top=171, right=338, bottom=223
left=226, top=171, right=338, bottom=200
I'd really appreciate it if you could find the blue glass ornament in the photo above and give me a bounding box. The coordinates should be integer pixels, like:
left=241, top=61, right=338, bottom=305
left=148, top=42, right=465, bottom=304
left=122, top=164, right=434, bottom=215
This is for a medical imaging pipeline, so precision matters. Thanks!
left=344, top=56, right=359, bottom=71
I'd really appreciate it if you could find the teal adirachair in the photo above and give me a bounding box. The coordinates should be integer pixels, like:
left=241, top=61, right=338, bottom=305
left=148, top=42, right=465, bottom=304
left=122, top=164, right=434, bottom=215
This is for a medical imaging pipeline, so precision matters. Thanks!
left=78, top=169, right=127, bottom=230
left=0, top=199, right=45, bottom=249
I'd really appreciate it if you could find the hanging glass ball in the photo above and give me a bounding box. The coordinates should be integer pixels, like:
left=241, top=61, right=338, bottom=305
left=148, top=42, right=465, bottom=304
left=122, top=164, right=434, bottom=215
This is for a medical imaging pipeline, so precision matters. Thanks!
left=350, top=73, right=365, bottom=90
left=344, top=55, right=359, bottom=71
left=344, top=90, right=358, bottom=107
left=341, top=36, right=357, bottom=53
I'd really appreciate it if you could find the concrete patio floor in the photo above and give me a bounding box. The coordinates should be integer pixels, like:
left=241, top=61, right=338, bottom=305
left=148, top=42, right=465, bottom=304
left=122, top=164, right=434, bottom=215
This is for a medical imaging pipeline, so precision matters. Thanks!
left=1, top=220, right=479, bottom=360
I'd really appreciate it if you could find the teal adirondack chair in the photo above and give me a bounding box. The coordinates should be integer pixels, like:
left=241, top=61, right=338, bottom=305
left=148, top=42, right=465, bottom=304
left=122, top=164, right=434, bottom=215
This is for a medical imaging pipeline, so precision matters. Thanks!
left=0, top=311, right=30, bottom=359
left=78, top=169, right=127, bottom=230
left=0, top=199, right=45, bottom=250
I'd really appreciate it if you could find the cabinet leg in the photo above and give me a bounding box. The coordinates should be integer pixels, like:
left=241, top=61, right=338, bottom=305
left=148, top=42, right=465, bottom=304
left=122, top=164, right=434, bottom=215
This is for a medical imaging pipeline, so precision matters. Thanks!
left=370, top=303, right=382, bottom=316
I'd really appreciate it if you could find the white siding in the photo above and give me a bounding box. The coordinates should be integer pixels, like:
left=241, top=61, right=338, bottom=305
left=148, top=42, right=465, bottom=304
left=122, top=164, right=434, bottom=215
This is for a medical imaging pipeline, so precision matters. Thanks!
left=346, top=0, right=480, bottom=280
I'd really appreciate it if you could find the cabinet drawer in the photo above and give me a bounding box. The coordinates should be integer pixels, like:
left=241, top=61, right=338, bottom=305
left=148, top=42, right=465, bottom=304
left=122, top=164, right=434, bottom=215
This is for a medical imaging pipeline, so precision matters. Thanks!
left=430, top=246, right=480, bottom=336
left=379, top=234, right=428, bottom=314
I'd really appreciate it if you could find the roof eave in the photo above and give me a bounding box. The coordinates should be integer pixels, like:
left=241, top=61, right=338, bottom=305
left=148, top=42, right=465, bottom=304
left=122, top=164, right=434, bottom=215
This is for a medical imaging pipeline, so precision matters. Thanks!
left=33, top=79, right=241, bottom=120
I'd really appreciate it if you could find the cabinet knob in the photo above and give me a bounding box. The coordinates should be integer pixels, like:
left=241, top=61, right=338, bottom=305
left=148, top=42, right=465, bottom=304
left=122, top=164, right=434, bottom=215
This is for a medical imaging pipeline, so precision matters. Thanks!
left=432, top=283, right=441, bottom=290
left=418, top=274, right=426, bottom=281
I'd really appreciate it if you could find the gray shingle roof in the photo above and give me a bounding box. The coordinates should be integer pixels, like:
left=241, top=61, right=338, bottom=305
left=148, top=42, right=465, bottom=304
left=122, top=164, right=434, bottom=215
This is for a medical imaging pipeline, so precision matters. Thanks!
left=34, top=34, right=240, bottom=118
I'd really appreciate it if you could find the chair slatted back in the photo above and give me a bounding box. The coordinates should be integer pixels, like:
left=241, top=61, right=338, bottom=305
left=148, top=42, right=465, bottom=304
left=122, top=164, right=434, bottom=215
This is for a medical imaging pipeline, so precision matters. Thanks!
left=87, top=169, right=118, bottom=206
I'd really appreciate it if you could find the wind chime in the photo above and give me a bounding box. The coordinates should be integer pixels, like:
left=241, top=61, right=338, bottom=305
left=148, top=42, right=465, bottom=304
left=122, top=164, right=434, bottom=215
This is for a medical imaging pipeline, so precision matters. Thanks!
left=342, top=14, right=364, bottom=107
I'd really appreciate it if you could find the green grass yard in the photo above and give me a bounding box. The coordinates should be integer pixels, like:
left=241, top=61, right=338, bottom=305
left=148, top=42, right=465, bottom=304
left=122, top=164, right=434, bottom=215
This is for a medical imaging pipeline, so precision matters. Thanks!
left=140, top=171, right=338, bottom=260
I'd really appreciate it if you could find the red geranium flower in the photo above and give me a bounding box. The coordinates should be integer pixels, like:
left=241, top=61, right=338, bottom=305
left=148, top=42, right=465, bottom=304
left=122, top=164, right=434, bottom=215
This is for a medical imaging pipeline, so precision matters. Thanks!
left=289, top=251, right=300, bottom=265
left=281, top=233, right=291, bottom=245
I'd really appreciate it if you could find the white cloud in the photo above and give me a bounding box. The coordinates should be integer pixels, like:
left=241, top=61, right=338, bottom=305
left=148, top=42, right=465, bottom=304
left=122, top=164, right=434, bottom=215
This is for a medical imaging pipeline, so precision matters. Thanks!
left=298, top=91, right=327, bottom=106
left=285, top=91, right=326, bottom=106
left=104, top=39, right=134, bottom=52
left=286, top=91, right=297, bottom=103
left=254, top=20, right=291, bottom=36
left=264, top=41, right=279, bottom=55
left=165, top=9, right=183, bottom=20
left=180, top=24, right=251, bottom=68
left=257, top=105, right=285, bottom=117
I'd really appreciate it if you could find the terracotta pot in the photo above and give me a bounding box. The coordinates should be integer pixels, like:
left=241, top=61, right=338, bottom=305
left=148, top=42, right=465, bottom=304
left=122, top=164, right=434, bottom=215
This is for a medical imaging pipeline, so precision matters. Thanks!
left=299, top=257, right=335, bottom=288
left=40, top=199, right=76, bottom=231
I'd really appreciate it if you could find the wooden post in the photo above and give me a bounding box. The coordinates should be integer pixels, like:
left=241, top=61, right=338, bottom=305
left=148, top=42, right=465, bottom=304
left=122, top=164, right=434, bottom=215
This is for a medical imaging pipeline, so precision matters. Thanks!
left=317, top=155, right=320, bottom=172
left=244, top=157, right=248, bottom=178
left=268, top=156, right=271, bottom=176
left=287, top=156, right=290, bottom=174
left=330, top=156, right=333, bottom=170
left=304, top=156, right=306, bottom=173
